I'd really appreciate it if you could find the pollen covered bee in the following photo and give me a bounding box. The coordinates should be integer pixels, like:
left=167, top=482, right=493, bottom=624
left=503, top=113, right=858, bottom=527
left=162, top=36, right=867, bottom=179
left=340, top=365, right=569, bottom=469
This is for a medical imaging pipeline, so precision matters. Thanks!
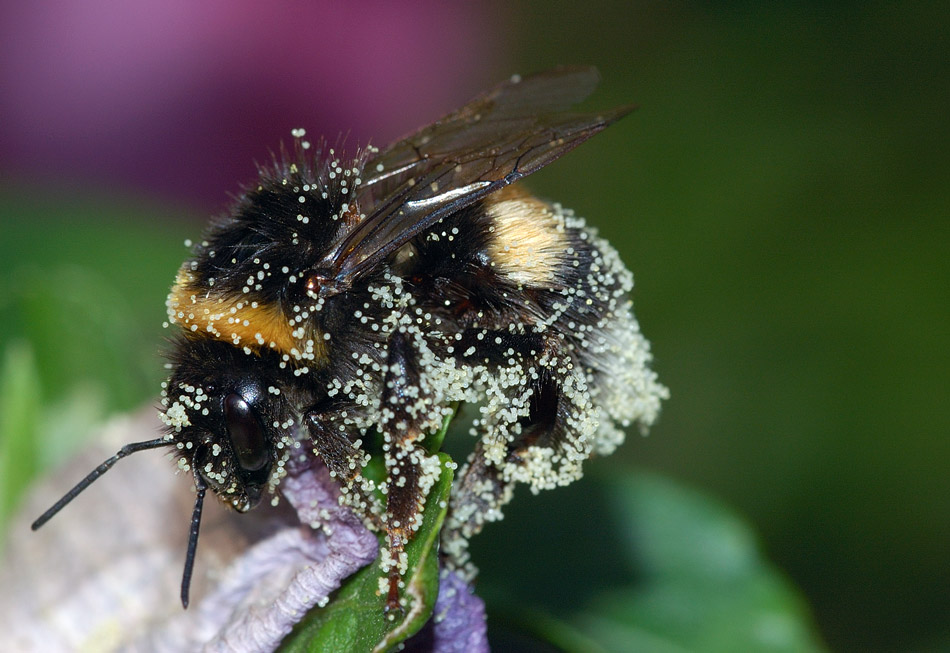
left=33, top=66, right=668, bottom=613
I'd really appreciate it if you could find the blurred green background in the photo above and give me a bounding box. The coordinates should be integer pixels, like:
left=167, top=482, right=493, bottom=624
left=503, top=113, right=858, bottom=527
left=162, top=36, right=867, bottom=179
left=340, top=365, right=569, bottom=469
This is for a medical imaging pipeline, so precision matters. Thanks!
left=2, top=2, right=948, bottom=651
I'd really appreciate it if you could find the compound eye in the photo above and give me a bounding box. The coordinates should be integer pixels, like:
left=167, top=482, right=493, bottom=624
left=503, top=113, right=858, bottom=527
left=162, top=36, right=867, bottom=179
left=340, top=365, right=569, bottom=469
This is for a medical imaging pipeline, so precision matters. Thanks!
left=223, top=393, right=269, bottom=472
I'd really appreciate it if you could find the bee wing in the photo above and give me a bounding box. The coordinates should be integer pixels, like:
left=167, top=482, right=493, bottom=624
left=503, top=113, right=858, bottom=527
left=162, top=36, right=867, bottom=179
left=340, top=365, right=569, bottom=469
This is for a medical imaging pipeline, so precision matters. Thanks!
left=321, top=67, right=634, bottom=283
left=363, top=65, right=604, bottom=195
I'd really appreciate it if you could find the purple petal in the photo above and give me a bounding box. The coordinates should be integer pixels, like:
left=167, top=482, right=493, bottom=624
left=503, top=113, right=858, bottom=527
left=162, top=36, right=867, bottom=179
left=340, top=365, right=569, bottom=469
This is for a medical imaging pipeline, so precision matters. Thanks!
left=431, top=570, right=489, bottom=653
left=405, top=568, right=489, bottom=653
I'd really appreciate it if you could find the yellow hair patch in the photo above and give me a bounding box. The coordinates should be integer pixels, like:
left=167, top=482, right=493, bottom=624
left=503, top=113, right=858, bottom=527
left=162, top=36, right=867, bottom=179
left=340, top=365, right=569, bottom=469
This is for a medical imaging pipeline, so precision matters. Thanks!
left=166, top=268, right=325, bottom=361
left=485, top=186, right=567, bottom=287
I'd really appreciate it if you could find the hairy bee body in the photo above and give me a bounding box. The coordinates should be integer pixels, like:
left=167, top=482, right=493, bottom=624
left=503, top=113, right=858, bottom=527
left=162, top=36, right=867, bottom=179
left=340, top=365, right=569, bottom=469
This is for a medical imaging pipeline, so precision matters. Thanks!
left=164, top=157, right=664, bottom=582
left=36, top=67, right=667, bottom=611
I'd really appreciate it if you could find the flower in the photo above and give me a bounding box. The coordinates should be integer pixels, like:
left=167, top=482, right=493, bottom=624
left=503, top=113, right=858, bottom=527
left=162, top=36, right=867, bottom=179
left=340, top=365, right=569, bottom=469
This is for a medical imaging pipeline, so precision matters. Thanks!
left=0, top=408, right=487, bottom=652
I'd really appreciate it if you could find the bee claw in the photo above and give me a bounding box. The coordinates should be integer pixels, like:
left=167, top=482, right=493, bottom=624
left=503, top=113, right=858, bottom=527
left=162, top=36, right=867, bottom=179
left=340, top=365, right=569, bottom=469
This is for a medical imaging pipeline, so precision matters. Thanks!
left=384, top=575, right=405, bottom=617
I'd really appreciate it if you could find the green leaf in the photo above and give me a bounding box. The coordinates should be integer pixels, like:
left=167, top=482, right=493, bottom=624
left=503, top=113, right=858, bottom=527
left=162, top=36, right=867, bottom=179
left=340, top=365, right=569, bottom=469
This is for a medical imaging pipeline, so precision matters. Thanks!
left=0, top=341, right=42, bottom=536
left=571, top=471, right=826, bottom=652
left=474, top=469, right=825, bottom=653
left=420, top=404, right=457, bottom=454
left=279, top=452, right=454, bottom=653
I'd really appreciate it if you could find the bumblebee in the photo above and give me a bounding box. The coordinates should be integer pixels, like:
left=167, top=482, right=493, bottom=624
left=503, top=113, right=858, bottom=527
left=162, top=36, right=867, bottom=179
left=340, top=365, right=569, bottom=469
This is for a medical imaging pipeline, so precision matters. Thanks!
left=33, top=66, right=667, bottom=613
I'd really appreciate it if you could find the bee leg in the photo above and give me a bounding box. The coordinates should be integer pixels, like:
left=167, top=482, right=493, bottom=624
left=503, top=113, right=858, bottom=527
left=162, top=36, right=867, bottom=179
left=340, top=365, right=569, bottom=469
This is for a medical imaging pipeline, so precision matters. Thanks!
left=306, top=410, right=384, bottom=529
left=378, top=330, right=440, bottom=615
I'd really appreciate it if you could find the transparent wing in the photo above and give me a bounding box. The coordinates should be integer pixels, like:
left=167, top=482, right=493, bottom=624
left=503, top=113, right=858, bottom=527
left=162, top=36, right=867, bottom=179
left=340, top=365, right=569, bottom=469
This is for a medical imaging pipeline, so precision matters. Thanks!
left=320, top=66, right=633, bottom=283
left=362, top=66, right=604, bottom=195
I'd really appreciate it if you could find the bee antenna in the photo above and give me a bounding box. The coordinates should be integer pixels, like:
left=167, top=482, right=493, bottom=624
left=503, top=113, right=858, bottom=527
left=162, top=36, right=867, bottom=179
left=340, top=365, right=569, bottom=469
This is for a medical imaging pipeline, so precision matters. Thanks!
left=180, top=474, right=207, bottom=609
left=31, top=436, right=170, bottom=531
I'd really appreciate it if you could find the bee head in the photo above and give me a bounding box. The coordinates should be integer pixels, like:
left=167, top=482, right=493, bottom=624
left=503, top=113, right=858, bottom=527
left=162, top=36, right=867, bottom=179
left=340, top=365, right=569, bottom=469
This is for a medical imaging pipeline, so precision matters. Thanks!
left=161, top=339, right=301, bottom=513
left=170, top=386, right=271, bottom=512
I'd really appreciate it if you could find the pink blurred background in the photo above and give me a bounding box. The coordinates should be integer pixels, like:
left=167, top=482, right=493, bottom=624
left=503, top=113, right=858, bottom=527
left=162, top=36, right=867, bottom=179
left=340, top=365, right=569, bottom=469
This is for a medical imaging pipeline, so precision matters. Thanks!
left=0, top=1, right=504, bottom=212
